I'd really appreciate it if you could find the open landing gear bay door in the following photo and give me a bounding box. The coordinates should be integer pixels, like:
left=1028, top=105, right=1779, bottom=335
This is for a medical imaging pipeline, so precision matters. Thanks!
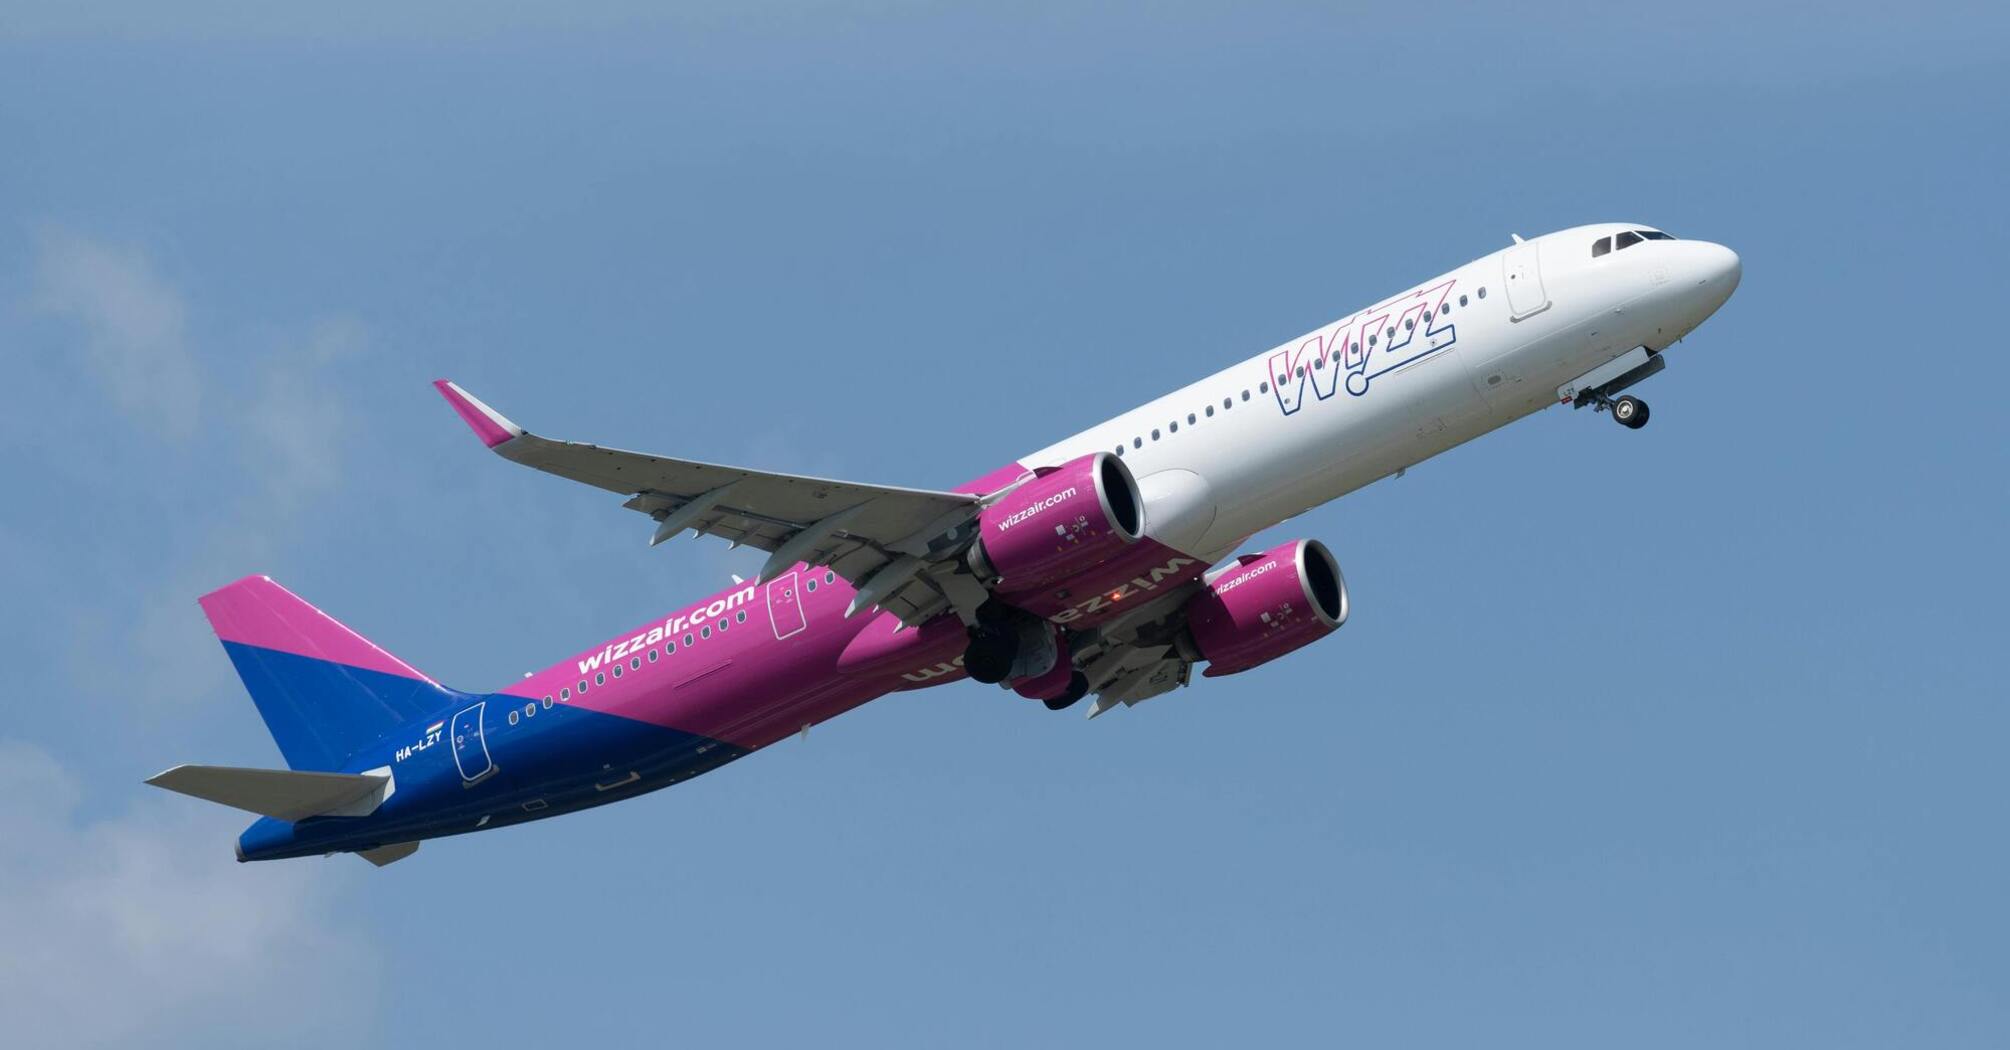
left=435, top=381, right=986, bottom=625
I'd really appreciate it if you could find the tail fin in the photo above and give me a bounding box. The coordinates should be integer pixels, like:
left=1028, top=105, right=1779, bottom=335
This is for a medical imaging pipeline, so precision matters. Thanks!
left=200, top=576, right=451, bottom=771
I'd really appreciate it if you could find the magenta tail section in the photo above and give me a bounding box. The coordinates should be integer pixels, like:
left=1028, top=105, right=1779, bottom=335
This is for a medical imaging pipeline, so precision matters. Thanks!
left=200, top=576, right=453, bottom=771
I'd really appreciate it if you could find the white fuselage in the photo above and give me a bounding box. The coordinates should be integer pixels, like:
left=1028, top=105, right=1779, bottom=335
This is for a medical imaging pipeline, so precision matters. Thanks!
left=1022, top=223, right=1742, bottom=564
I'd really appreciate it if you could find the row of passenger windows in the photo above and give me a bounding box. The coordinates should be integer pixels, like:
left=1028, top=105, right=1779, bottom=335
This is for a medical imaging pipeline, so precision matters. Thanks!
left=1591, top=229, right=1675, bottom=257
left=1111, top=286, right=1487, bottom=457
left=505, top=571, right=841, bottom=726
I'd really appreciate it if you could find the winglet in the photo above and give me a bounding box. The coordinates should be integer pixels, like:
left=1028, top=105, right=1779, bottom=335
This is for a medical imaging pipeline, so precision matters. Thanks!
left=433, top=379, right=525, bottom=448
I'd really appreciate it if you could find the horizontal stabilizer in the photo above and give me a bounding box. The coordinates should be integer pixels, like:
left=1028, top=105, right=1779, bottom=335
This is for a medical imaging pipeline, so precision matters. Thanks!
left=356, top=841, right=420, bottom=866
left=145, top=764, right=392, bottom=822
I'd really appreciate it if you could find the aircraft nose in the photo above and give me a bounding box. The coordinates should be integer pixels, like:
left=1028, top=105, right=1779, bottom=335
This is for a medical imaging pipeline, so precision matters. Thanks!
left=1699, top=241, right=1741, bottom=292
left=1679, top=240, right=1741, bottom=319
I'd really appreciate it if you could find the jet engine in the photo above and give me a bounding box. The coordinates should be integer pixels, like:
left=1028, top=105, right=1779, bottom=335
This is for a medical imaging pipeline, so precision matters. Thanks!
left=1179, top=539, right=1348, bottom=677
left=966, top=452, right=1144, bottom=591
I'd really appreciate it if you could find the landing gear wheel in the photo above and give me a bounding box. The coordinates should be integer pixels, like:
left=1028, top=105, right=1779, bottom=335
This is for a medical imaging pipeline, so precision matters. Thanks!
left=1044, top=672, right=1090, bottom=711
left=962, top=625, right=1018, bottom=684
left=1611, top=395, right=1649, bottom=429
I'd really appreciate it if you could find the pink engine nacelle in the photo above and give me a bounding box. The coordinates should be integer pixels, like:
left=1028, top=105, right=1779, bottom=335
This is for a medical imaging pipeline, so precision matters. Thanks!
left=1182, top=539, right=1349, bottom=678
left=968, top=453, right=1144, bottom=592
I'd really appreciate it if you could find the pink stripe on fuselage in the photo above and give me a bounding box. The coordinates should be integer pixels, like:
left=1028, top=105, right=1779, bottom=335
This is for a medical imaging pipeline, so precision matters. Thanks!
left=489, top=464, right=1038, bottom=748
left=200, top=576, right=433, bottom=682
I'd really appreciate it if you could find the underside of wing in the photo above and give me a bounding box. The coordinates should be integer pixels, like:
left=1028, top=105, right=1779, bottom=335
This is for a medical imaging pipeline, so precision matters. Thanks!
left=435, top=381, right=988, bottom=624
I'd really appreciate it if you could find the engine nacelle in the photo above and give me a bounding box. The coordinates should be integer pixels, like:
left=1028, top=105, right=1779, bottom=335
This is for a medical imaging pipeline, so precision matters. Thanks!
left=968, top=452, right=1144, bottom=592
left=1182, top=539, right=1349, bottom=678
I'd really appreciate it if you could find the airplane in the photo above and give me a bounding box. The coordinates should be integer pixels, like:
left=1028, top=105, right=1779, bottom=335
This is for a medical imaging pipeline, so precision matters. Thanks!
left=148, top=223, right=1740, bottom=865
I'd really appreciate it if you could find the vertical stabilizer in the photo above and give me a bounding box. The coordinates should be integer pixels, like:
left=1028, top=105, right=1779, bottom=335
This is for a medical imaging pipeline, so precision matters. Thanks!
left=200, top=576, right=452, bottom=771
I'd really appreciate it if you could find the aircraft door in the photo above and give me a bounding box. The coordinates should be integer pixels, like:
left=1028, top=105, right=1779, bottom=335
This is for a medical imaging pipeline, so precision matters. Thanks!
left=451, top=701, right=494, bottom=783
left=767, top=572, right=807, bottom=639
left=1502, top=241, right=1550, bottom=320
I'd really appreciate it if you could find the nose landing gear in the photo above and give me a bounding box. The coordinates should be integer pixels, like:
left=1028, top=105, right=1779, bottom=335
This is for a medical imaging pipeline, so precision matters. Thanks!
left=1560, top=347, right=1662, bottom=431
left=1608, top=394, right=1650, bottom=430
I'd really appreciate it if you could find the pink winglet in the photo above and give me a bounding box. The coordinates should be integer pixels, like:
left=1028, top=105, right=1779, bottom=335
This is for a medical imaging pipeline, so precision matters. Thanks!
left=199, top=575, right=434, bottom=682
left=433, top=379, right=524, bottom=449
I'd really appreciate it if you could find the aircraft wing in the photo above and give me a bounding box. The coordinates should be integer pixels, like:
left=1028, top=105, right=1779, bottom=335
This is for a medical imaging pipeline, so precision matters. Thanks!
left=435, top=380, right=985, bottom=624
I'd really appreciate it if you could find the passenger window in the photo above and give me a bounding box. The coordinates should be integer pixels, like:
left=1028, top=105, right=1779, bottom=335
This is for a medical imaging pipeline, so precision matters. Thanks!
left=578, top=679, right=588, bottom=693
left=1615, top=230, right=1642, bottom=250
left=1592, top=236, right=1611, bottom=258
left=701, top=626, right=711, bottom=638
left=1169, top=421, right=1178, bottom=433
left=1133, top=437, right=1142, bottom=449
left=630, top=656, right=641, bottom=670
left=1205, top=405, right=1214, bottom=417
left=1187, top=413, right=1196, bottom=424
left=683, top=634, right=694, bottom=647
left=595, top=673, right=605, bottom=686
left=736, top=610, right=747, bottom=623
left=1459, top=294, right=1469, bottom=306
left=648, top=649, right=658, bottom=662
left=561, top=687, right=570, bottom=700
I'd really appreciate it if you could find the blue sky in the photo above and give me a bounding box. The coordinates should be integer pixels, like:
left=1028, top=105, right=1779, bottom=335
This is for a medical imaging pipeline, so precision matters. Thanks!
left=2, top=4, right=2005, bottom=1046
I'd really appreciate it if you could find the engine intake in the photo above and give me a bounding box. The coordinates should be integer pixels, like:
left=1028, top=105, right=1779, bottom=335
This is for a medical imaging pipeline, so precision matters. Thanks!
left=1182, top=539, right=1348, bottom=677
left=968, top=453, right=1143, bottom=591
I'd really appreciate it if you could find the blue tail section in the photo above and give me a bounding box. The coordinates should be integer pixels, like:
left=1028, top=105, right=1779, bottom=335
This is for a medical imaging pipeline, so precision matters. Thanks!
left=200, top=576, right=457, bottom=772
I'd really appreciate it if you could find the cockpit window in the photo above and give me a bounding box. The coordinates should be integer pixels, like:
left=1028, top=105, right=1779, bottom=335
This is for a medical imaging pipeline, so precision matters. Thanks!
left=1615, top=230, right=1644, bottom=250
left=1639, top=230, right=1675, bottom=240
left=1591, top=236, right=1612, bottom=258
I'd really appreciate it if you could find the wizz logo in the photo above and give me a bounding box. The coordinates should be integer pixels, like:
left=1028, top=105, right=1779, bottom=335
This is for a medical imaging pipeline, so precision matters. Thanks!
left=1270, top=279, right=1458, bottom=414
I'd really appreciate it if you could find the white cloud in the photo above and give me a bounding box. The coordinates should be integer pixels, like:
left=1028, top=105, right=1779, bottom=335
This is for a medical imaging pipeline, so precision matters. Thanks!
left=242, top=315, right=368, bottom=514
left=26, top=229, right=372, bottom=714
left=31, top=229, right=203, bottom=440
left=0, top=741, right=381, bottom=1049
